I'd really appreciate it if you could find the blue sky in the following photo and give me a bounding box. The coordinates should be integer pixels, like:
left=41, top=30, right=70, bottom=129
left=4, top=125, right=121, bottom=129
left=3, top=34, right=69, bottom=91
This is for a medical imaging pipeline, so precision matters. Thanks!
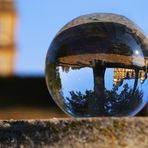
left=15, top=0, right=148, bottom=75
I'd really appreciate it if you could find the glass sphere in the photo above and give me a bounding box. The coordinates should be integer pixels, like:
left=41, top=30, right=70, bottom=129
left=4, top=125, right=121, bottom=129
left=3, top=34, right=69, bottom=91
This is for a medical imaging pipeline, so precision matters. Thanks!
left=45, top=13, right=148, bottom=117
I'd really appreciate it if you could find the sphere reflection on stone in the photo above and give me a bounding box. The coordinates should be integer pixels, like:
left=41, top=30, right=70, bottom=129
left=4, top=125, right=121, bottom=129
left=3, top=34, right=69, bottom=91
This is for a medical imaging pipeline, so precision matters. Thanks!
left=45, top=13, right=148, bottom=117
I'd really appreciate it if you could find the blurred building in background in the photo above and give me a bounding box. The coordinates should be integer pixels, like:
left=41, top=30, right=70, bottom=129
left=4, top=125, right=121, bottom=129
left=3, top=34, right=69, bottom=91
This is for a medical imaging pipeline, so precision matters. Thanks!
left=0, top=0, right=16, bottom=76
left=0, top=0, right=66, bottom=119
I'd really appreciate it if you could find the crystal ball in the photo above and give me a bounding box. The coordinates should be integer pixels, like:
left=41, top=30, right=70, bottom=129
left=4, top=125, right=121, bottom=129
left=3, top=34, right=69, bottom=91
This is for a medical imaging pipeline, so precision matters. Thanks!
left=45, top=13, right=148, bottom=117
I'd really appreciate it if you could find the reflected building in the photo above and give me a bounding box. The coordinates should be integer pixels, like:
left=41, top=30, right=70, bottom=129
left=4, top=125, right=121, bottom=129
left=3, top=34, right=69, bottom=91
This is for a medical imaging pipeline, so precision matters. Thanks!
left=114, top=58, right=148, bottom=86
left=0, top=0, right=16, bottom=76
left=113, top=68, right=147, bottom=86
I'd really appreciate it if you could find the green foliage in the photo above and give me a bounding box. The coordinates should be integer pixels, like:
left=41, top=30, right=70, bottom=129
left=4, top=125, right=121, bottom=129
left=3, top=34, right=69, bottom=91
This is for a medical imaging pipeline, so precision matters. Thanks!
left=46, top=63, right=62, bottom=98
left=66, top=83, right=143, bottom=116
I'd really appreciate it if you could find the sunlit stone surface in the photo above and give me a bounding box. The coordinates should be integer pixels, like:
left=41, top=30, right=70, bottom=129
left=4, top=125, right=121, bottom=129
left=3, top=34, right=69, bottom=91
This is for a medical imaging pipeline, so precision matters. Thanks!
left=45, top=13, right=148, bottom=117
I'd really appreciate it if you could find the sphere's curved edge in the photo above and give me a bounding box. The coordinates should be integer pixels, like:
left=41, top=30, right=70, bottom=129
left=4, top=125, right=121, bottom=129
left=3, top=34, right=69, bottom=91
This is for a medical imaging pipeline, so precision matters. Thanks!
left=56, top=13, right=148, bottom=49
left=45, top=13, right=148, bottom=117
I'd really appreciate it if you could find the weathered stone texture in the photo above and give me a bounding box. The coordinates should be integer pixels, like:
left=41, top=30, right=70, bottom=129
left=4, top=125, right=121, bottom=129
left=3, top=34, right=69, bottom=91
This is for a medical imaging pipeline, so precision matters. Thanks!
left=0, top=118, right=147, bottom=147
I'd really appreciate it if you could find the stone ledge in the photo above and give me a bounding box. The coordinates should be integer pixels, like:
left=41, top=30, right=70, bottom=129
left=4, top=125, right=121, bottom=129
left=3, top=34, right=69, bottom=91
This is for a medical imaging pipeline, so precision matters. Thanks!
left=0, top=118, right=147, bottom=148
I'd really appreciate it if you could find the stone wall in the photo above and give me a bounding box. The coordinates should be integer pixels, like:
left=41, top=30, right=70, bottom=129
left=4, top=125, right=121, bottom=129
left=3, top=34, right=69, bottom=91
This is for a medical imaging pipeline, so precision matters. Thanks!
left=0, top=117, right=147, bottom=147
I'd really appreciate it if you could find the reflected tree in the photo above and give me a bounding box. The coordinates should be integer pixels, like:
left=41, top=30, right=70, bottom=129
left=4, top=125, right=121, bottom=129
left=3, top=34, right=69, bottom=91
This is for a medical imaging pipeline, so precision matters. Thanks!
left=133, top=69, right=139, bottom=94
left=46, top=63, right=62, bottom=98
left=66, top=90, right=92, bottom=116
left=104, top=84, right=143, bottom=116
left=66, top=83, right=143, bottom=116
left=92, top=64, right=106, bottom=115
left=46, top=61, right=144, bottom=116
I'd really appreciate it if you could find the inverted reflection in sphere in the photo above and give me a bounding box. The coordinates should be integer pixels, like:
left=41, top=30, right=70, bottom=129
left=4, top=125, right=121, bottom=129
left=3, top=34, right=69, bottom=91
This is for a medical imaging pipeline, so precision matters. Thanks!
left=46, top=13, right=148, bottom=117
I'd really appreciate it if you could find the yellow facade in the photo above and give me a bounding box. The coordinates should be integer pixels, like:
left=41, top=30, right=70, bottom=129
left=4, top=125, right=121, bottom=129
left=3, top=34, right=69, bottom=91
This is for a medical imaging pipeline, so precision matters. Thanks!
left=0, top=0, right=16, bottom=76
left=114, top=68, right=147, bottom=86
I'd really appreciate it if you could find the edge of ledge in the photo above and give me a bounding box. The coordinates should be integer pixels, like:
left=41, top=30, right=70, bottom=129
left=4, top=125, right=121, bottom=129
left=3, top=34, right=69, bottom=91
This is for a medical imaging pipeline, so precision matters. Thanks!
left=0, top=117, right=147, bottom=148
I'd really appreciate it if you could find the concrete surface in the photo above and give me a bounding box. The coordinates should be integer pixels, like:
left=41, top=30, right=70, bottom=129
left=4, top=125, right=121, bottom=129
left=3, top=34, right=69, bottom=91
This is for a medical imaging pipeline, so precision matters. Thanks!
left=0, top=117, right=147, bottom=147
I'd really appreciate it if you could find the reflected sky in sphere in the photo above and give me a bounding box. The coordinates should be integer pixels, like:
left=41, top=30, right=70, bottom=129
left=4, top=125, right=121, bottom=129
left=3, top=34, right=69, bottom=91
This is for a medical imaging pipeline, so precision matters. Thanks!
left=45, top=13, right=148, bottom=117
left=59, top=67, right=94, bottom=98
